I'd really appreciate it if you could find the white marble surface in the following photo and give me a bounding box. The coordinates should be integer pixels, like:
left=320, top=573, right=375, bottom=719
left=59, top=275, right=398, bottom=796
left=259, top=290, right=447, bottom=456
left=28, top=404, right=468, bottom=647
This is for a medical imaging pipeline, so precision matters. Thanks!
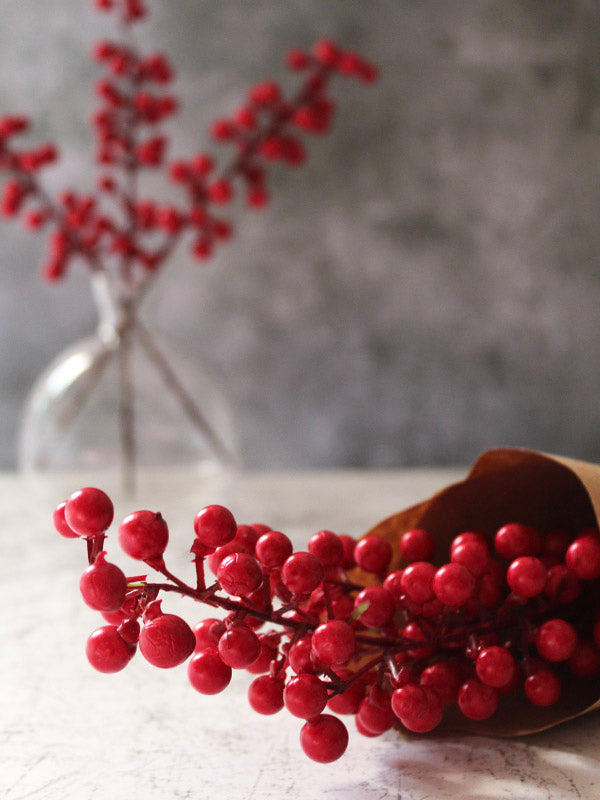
left=2, top=468, right=599, bottom=800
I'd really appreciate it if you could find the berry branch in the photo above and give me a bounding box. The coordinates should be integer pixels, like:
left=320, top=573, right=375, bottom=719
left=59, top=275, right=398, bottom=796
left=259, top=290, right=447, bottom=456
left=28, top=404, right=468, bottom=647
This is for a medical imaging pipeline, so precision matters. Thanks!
left=54, top=486, right=600, bottom=763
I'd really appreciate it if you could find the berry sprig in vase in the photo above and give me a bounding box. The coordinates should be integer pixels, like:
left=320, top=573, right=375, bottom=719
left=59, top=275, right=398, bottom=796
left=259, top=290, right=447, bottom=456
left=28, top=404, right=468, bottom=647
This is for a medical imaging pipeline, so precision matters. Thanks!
left=0, top=0, right=377, bottom=489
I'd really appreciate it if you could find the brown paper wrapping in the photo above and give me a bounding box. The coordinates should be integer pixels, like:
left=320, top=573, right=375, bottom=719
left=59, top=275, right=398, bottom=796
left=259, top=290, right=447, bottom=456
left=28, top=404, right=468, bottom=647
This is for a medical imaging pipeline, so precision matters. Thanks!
left=357, top=447, right=600, bottom=737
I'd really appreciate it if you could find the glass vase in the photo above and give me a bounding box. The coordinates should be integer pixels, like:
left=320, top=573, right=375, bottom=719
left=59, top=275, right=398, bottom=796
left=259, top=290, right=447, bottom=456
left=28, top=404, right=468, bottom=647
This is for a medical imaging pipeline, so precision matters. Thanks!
left=18, top=272, right=240, bottom=490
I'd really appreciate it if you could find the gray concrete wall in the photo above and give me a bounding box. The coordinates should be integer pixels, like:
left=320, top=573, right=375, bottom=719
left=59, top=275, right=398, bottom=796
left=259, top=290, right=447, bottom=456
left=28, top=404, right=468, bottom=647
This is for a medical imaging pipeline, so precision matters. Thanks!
left=1, top=0, right=600, bottom=469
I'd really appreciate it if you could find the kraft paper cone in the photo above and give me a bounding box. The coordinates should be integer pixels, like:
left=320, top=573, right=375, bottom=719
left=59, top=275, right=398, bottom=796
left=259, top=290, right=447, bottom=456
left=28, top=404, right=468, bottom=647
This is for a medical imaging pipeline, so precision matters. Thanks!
left=357, top=447, right=600, bottom=737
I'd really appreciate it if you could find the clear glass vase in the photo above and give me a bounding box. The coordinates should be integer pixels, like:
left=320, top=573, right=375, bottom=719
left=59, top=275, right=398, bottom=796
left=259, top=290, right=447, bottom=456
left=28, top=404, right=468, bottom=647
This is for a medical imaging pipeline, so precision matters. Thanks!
left=18, top=272, right=240, bottom=490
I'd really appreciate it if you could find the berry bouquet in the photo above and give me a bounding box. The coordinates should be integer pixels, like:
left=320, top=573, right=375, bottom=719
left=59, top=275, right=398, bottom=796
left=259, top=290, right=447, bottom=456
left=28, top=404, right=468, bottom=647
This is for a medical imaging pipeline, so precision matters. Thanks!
left=1, top=0, right=377, bottom=487
left=54, top=448, right=600, bottom=763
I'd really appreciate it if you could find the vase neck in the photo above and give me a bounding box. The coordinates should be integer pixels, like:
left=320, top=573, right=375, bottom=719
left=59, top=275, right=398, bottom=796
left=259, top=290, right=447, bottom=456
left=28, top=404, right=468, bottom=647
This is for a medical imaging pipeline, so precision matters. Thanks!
left=91, top=272, right=138, bottom=344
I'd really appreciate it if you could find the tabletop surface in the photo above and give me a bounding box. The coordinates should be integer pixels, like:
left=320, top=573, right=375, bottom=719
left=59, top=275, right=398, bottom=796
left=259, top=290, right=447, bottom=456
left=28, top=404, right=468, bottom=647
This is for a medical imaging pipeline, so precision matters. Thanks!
left=2, top=467, right=599, bottom=800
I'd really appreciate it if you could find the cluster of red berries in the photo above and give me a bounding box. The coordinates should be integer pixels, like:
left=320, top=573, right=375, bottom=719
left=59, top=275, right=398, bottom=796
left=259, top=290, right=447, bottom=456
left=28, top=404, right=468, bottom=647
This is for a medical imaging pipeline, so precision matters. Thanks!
left=0, top=0, right=377, bottom=282
left=54, top=486, right=600, bottom=763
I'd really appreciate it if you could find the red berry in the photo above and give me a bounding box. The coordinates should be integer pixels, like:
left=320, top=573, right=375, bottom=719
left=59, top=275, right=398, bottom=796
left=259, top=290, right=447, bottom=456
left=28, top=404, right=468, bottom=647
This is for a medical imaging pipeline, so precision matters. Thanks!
left=188, top=648, right=232, bottom=694
left=193, top=618, right=224, bottom=652
left=402, top=621, right=436, bottom=658
left=356, top=689, right=396, bottom=734
left=255, top=530, right=293, bottom=569
left=568, top=641, right=600, bottom=676
left=525, top=668, right=561, bottom=706
left=475, top=646, right=517, bottom=688
left=139, top=611, right=195, bottom=668
left=353, top=536, right=392, bottom=574
left=382, top=570, right=404, bottom=604
left=544, top=565, right=580, bottom=604
left=506, top=557, right=547, bottom=598
left=248, top=675, right=284, bottom=715
left=311, top=620, right=355, bottom=666
left=86, top=625, right=135, bottom=673
left=451, top=540, right=490, bottom=577
left=217, top=552, right=263, bottom=597
left=354, top=586, right=395, bottom=628
left=300, top=714, right=348, bottom=763
left=308, top=529, right=344, bottom=566
left=247, top=185, right=269, bottom=208
left=194, top=504, right=237, bottom=549
left=495, top=523, right=541, bottom=560
left=53, top=501, right=79, bottom=538
left=210, top=118, right=236, bottom=141
left=535, top=619, right=577, bottom=662
left=218, top=624, right=261, bottom=669
left=284, top=674, right=328, bottom=719
left=433, top=563, right=475, bottom=607
left=326, top=670, right=365, bottom=714
left=207, top=178, right=233, bottom=205
left=565, top=536, right=600, bottom=580
left=397, top=700, right=443, bottom=733
left=246, top=636, right=278, bottom=674
left=543, top=529, right=571, bottom=560
left=207, top=539, right=250, bottom=576
left=338, top=534, right=356, bottom=569
left=280, top=552, right=324, bottom=596
left=249, top=81, right=281, bottom=106
left=118, top=510, right=169, bottom=561
left=391, top=683, right=429, bottom=720
left=313, top=39, right=340, bottom=68
left=450, top=531, right=488, bottom=552
left=399, top=528, right=434, bottom=563
left=286, top=49, right=309, bottom=70
left=400, top=561, right=436, bottom=604
left=289, top=636, right=321, bottom=674
left=458, top=679, right=498, bottom=720
left=65, top=487, right=114, bottom=536
left=80, top=552, right=127, bottom=612
left=420, top=661, right=462, bottom=704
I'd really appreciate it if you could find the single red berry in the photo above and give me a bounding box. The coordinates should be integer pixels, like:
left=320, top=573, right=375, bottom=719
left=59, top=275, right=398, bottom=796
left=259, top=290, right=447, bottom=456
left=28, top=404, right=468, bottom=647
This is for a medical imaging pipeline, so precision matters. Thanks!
left=397, top=697, right=443, bottom=732
left=311, top=620, right=355, bottom=666
left=207, top=539, right=251, bottom=577
left=194, top=504, right=237, bottom=549
left=280, top=552, right=324, bottom=596
left=451, top=540, right=490, bottom=577
left=249, top=81, right=281, bottom=106
left=255, top=530, right=293, bottom=569
left=246, top=635, right=278, bottom=674
left=495, top=523, right=541, bottom=560
left=544, top=565, right=580, bottom=604
left=286, top=49, right=309, bottom=70
left=246, top=185, right=269, bottom=208
left=475, top=646, right=517, bottom=688
left=53, top=501, right=79, bottom=538
left=565, top=536, right=600, bottom=580
left=118, top=510, right=169, bottom=561
left=86, top=625, right=135, bottom=673
left=210, top=118, right=236, bottom=141
left=355, top=715, right=381, bottom=737
left=207, top=178, right=233, bottom=205
left=289, top=636, right=321, bottom=674
left=218, top=624, right=261, bottom=669
left=568, top=641, right=600, bottom=676
left=313, top=39, right=340, bottom=67
left=193, top=618, right=225, bottom=652
left=354, top=586, right=395, bottom=628
left=80, top=551, right=127, bottom=612
left=433, top=562, right=475, bottom=607
left=248, top=675, right=284, bottom=715
left=217, top=552, right=263, bottom=596
left=326, top=669, right=365, bottom=714
left=382, top=570, right=404, bottom=604
left=391, top=683, right=429, bottom=720
left=338, top=534, right=356, bottom=569
left=535, top=619, right=577, bottom=662
left=506, top=557, right=547, bottom=598
left=308, top=529, right=344, bottom=567
left=188, top=648, right=232, bottom=694
left=300, top=714, right=348, bottom=763
left=450, top=531, right=488, bottom=552
left=525, top=668, right=561, bottom=706
left=458, top=679, right=499, bottom=720
left=353, top=536, right=392, bottom=574
left=402, top=621, right=436, bottom=658
left=399, top=528, right=435, bottom=563
left=284, top=673, right=328, bottom=719
left=356, top=690, right=396, bottom=734
left=139, top=610, right=195, bottom=668
left=64, top=487, right=113, bottom=536
left=420, top=662, right=462, bottom=704
left=400, top=561, right=436, bottom=604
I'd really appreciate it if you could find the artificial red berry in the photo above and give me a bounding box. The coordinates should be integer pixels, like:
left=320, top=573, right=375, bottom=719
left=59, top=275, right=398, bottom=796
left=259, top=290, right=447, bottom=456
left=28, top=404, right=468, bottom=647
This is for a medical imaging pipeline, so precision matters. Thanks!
left=118, top=510, right=169, bottom=561
left=289, top=636, right=321, bottom=674
left=525, top=668, right=561, bottom=706
left=451, top=540, right=490, bottom=577
left=391, top=683, right=429, bottom=720
left=356, top=689, right=396, bottom=734
left=458, top=678, right=499, bottom=720
left=433, top=562, right=475, bottom=607
left=80, top=551, right=127, bottom=612
left=65, top=487, right=114, bottom=536
left=494, top=523, right=541, bottom=560
left=218, top=624, right=261, bottom=669
left=193, top=618, right=224, bottom=651
left=400, top=561, right=436, bottom=603
left=280, top=552, right=324, bottom=596
left=450, top=531, right=488, bottom=552
left=475, top=646, right=517, bottom=688
left=139, top=609, right=195, bottom=668
left=53, top=501, right=79, bottom=538
left=286, top=49, right=309, bottom=70
left=506, top=557, right=547, bottom=598
left=255, top=530, right=293, bottom=569
left=188, top=648, right=232, bottom=694
left=308, top=529, right=344, bottom=566
left=86, top=625, right=135, bottom=673
left=353, top=536, right=392, bottom=574
left=217, top=552, right=263, bottom=596
left=565, top=536, right=600, bottom=580
left=354, top=586, right=395, bottom=628
left=246, top=635, right=278, bottom=674
left=249, top=81, right=281, bottom=106
left=207, top=178, right=233, bottom=205
left=535, top=619, right=577, bottom=662
left=300, top=714, right=348, bottom=763
left=544, top=565, right=580, bottom=604
left=402, top=621, right=436, bottom=658
left=399, top=528, right=435, bottom=563
left=326, top=669, right=365, bottom=714
left=311, top=620, right=355, bottom=666
left=338, top=534, right=356, bottom=569
left=284, top=673, right=328, bottom=719
left=248, top=675, right=284, bottom=714
left=194, top=504, right=237, bottom=549
left=419, top=661, right=462, bottom=704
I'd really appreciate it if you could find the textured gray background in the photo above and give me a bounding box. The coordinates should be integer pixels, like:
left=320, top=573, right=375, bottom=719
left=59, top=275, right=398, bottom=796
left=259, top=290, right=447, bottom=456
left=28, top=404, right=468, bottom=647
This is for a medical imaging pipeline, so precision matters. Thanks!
left=1, top=0, right=600, bottom=469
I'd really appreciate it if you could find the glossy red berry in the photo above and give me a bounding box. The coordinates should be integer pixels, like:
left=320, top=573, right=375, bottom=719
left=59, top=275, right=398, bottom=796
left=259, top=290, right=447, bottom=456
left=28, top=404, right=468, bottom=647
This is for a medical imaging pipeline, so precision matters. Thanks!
left=356, top=689, right=396, bottom=734
left=419, top=661, right=462, bottom=704
left=300, top=714, right=348, bottom=763
left=308, top=529, right=344, bottom=566
left=288, top=636, right=319, bottom=674
left=353, top=536, right=392, bottom=574
left=354, top=586, right=395, bottom=628
left=284, top=674, right=328, bottom=719
left=475, top=646, right=517, bottom=688
left=217, top=552, right=263, bottom=596
left=525, top=668, right=561, bottom=706
left=391, top=683, right=429, bottom=720
left=248, top=675, right=284, bottom=714
left=139, top=610, right=195, bottom=668
left=188, top=648, right=232, bottom=694
left=458, top=679, right=499, bottom=720
left=433, top=563, right=475, bottom=607
left=451, top=540, right=490, bottom=577
left=80, top=552, right=127, bottom=612
left=544, top=565, right=580, bottom=604
left=494, top=523, right=541, bottom=560
left=311, top=620, right=355, bottom=666
left=218, top=624, right=261, bottom=669
left=326, top=669, right=365, bottom=714
left=246, top=636, right=278, bottom=674
left=86, top=625, right=136, bottom=673
left=65, top=487, right=114, bottom=536
left=338, top=534, right=356, bottom=569
left=535, top=619, right=577, bottom=662
left=280, top=552, right=324, bottom=596
left=255, top=530, right=293, bottom=569
left=399, top=528, right=435, bottom=563
left=118, top=510, right=169, bottom=561
left=53, top=501, right=79, bottom=538
left=400, top=561, right=436, bottom=603
left=565, top=536, right=600, bottom=580
left=193, top=504, right=237, bottom=549
left=506, top=557, right=547, bottom=598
